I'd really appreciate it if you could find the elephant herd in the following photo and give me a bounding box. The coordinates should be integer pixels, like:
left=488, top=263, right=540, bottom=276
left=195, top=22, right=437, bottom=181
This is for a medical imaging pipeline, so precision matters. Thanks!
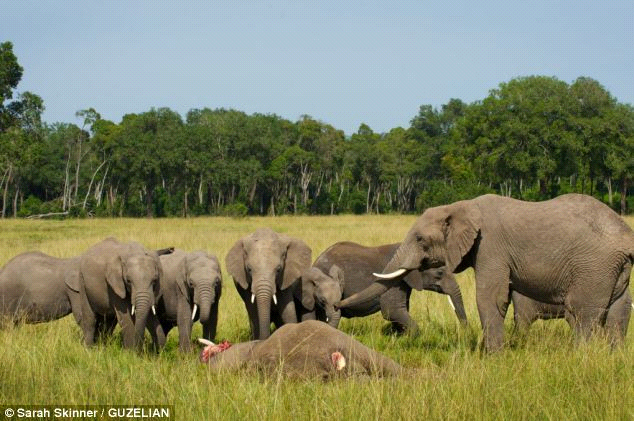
left=2, top=193, right=634, bottom=378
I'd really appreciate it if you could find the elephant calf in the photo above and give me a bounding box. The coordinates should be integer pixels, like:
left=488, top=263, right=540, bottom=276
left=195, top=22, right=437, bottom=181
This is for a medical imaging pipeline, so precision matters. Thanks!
left=200, top=320, right=402, bottom=379
left=302, top=242, right=467, bottom=334
left=0, top=252, right=81, bottom=325
left=158, top=249, right=222, bottom=352
left=512, top=289, right=632, bottom=343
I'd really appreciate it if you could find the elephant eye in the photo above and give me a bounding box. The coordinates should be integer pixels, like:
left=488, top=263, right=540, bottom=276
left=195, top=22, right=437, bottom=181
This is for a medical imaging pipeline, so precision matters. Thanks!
left=415, top=234, right=423, bottom=243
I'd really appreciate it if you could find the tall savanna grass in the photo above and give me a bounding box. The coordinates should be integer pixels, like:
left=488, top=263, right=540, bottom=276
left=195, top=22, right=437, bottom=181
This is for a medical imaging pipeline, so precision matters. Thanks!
left=1, top=215, right=634, bottom=420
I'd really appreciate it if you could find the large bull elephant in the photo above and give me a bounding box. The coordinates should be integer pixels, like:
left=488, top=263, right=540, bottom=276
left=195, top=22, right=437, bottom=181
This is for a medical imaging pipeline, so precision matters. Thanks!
left=157, top=249, right=222, bottom=352
left=300, top=241, right=467, bottom=333
left=73, top=238, right=167, bottom=351
left=225, top=227, right=311, bottom=340
left=0, top=252, right=82, bottom=325
left=338, top=194, right=634, bottom=351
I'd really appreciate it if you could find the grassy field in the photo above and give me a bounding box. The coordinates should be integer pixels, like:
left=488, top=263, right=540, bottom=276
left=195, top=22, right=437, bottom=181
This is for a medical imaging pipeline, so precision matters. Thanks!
left=1, top=215, right=634, bottom=420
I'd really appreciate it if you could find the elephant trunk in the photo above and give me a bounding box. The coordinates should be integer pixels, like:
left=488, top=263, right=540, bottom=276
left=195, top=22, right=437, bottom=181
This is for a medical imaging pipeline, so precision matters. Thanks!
left=336, top=281, right=390, bottom=310
left=132, top=293, right=153, bottom=349
left=325, top=306, right=341, bottom=328
left=255, top=285, right=273, bottom=340
left=195, top=285, right=215, bottom=323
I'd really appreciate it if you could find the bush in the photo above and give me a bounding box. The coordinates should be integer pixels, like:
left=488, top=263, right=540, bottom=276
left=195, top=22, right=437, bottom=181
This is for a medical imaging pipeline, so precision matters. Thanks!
left=221, top=202, right=248, bottom=217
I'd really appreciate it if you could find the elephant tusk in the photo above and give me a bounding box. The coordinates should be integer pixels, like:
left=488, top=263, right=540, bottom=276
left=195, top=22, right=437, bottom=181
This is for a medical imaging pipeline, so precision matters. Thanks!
left=131, top=305, right=135, bottom=316
left=192, top=304, right=198, bottom=321
left=251, top=294, right=255, bottom=304
left=447, top=295, right=456, bottom=311
left=151, top=305, right=156, bottom=316
left=273, top=294, right=278, bottom=305
left=373, top=268, right=408, bottom=279
left=326, top=317, right=330, bottom=323
left=198, top=338, right=215, bottom=346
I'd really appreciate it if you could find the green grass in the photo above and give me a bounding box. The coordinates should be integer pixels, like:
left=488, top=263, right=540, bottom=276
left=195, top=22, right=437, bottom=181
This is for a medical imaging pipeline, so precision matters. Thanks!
left=1, top=215, right=634, bottom=420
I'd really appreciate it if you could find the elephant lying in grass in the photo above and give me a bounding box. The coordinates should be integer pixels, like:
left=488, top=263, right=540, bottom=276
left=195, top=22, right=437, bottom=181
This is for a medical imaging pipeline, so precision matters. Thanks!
left=0, top=252, right=82, bottom=325
left=301, top=241, right=467, bottom=333
left=158, top=249, right=222, bottom=352
left=199, top=320, right=402, bottom=380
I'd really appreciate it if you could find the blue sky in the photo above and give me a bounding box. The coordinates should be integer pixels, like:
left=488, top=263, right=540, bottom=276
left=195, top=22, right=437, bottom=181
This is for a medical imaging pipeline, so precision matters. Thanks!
left=2, top=1, right=633, bottom=135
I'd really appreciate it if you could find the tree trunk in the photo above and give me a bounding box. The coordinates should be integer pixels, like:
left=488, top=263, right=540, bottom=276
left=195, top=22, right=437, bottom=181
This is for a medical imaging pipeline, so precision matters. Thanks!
left=621, top=177, right=628, bottom=215
left=2, top=164, right=12, bottom=218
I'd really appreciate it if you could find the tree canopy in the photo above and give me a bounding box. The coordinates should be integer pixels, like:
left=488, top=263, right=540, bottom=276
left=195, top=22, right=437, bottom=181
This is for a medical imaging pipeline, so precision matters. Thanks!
left=2, top=42, right=634, bottom=217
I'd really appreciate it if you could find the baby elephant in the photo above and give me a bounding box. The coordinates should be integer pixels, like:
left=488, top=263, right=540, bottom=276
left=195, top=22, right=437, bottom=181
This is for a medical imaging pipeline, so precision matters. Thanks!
left=300, top=242, right=467, bottom=333
left=512, top=289, right=632, bottom=344
left=158, top=249, right=222, bottom=352
left=199, top=320, right=402, bottom=380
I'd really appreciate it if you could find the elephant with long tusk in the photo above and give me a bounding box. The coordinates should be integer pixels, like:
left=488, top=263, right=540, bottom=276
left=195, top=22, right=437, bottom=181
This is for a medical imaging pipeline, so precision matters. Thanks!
left=337, top=193, right=634, bottom=352
left=156, top=249, right=222, bottom=352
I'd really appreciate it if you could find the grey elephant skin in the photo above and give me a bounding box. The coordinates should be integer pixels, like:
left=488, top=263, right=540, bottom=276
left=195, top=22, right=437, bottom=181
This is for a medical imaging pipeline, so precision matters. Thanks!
left=339, top=194, right=634, bottom=352
left=512, top=289, right=632, bottom=338
left=201, top=320, right=401, bottom=379
left=301, top=241, right=467, bottom=333
left=157, top=249, right=222, bottom=352
left=225, top=227, right=312, bottom=340
left=0, top=252, right=82, bottom=325
left=72, top=237, right=166, bottom=351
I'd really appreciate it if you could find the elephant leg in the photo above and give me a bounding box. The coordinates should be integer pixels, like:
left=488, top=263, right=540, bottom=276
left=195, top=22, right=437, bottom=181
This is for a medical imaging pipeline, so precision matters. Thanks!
left=202, top=296, right=220, bottom=342
left=380, top=284, right=418, bottom=335
left=115, top=308, right=136, bottom=348
left=475, top=267, right=511, bottom=352
left=177, top=299, right=193, bottom=352
left=237, top=286, right=259, bottom=339
left=278, top=291, right=298, bottom=325
left=67, top=290, right=83, bottom=326
left=79, top=292, right=97, bottom=346
left=605, top=289, right=631, bottom=347
left=567, top=283, right=611, bottom=343
left=147, top=315, right=166, bottom=353
left=511, top=292, right=537, bottom=334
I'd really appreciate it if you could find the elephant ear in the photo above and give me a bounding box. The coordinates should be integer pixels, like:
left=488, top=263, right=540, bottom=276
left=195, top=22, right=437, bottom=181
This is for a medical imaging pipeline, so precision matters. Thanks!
left=444, top=201, right=481, bottom=272
left=329, top=264, right=345, bottom=294
left=64, top=258, right=81, bottom=293
left=225, top=239, right=248, bottom=290
left=281, top=236, right=312, bottom=290
left=106, top=255, right=127, bottom=299
left=153, top=253, right=164, bottom=300
left=402, top=270, right=427, bottom=291
left=301, top=274, right=316, bottom=311
left=176, top=254, right=191, bottom=303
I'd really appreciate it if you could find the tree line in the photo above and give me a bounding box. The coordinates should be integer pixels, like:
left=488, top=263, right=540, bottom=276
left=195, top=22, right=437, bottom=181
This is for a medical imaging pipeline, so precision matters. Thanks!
left=2, top=41, right=634, bottom=218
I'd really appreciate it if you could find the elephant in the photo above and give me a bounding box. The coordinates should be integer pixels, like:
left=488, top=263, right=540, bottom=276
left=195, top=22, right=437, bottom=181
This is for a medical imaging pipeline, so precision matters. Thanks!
left=157, top=249, right=222, bottom=352
left=512, top=289, right=632, bottom=338
left=0, top=252, right=82, bottom=325
left=299, top=241, right=467, bottom=333
left=71, top=237, right=169, bottom=351
left=225, top=227, right=312, bottom=340
left=338, top=194, right=634, bottom=352
left=199, top=320, right=401, bottom=379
